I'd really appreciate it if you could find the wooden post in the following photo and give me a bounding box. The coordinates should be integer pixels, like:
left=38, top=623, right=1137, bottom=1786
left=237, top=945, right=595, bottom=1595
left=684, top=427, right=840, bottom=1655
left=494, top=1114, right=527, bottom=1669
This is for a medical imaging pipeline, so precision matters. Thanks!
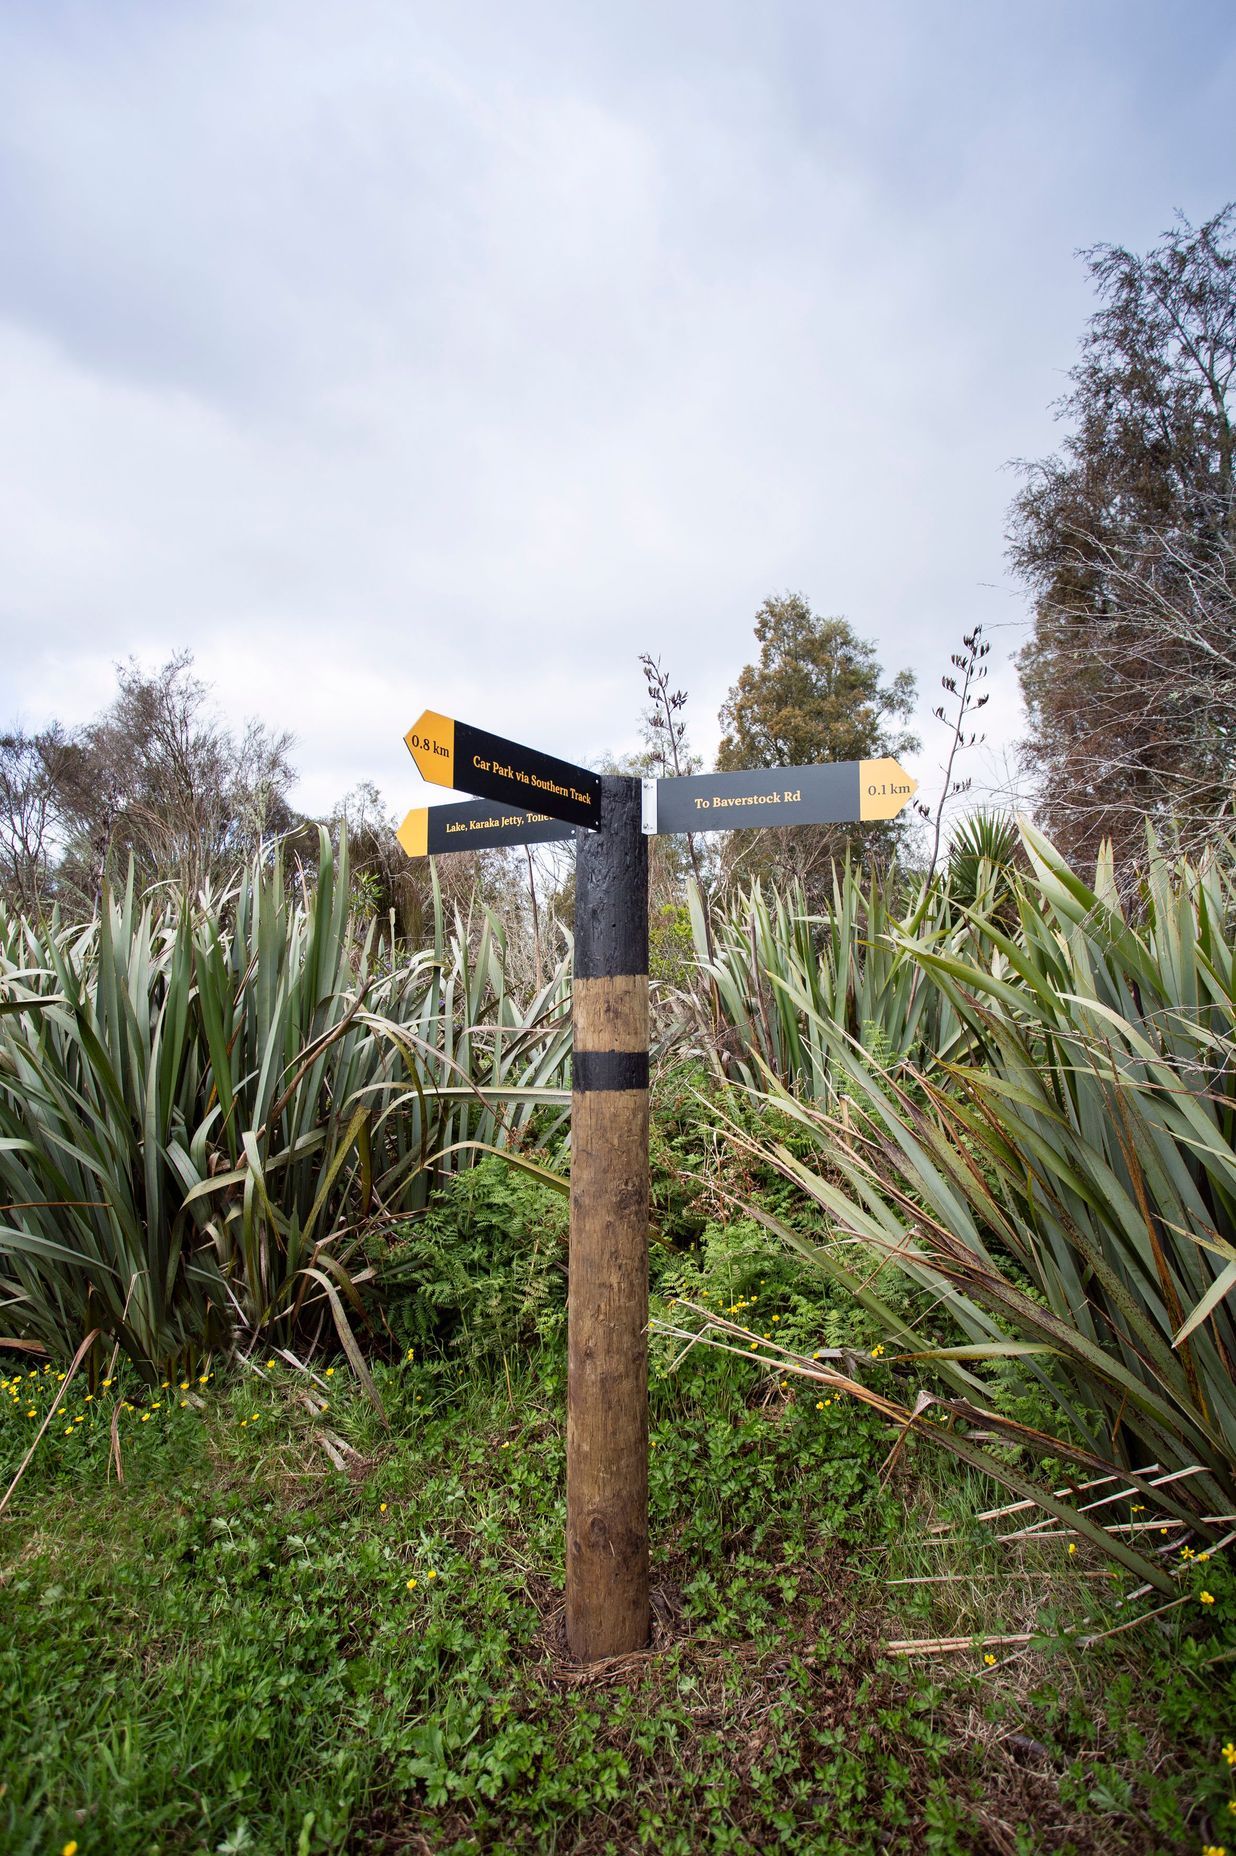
left=567, top=774, right=650, bottom=1661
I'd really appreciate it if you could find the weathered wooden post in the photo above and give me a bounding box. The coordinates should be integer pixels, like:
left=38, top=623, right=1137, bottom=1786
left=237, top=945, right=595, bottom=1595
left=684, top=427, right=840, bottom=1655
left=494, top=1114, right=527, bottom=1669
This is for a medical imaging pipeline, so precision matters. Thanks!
left=566, top=774, right=650, bottom=1659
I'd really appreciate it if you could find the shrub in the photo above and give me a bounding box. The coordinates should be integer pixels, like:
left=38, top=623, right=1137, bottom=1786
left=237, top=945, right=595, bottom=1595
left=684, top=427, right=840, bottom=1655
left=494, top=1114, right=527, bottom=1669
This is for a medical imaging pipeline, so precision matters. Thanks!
left=371, top=1158, right=568, bottom=1361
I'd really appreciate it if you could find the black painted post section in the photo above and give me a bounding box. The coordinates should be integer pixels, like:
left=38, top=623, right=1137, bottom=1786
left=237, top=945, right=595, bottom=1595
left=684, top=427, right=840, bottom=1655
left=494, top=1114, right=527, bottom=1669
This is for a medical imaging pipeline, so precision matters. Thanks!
left=566, top=776, right=651, bottom=1660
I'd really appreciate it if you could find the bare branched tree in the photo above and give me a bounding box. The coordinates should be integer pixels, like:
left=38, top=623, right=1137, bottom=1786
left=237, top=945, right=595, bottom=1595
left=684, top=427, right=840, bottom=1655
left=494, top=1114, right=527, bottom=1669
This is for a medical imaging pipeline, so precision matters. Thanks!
left=0, top=727, right=76, bottom=912
left=1029, top=523, right=1234, bottom=861
left=1011, top=204, right=1236, bottom=869
left=3, top=654, right=299, bottom=912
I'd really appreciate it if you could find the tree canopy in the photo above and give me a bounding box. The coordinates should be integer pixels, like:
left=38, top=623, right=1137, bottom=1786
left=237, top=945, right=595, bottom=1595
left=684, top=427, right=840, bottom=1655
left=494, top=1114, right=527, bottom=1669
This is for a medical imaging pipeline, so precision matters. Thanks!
left=716, top=595, right=917, bottom=890
left=1, top=654, right=297, bottom=912
left=718, top=596, right=917, bottom=773
left=1010, top=204, right=1236, bottom=868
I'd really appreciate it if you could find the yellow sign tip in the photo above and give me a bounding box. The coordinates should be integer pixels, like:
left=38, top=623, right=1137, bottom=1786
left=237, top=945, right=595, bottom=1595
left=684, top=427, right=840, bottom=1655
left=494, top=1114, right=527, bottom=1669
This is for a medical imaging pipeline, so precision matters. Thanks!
left=404, top=712, right=456, bottom=787
left=396, top=809, right=429, bottom=859
left=859, top=758, right=917, bottom=822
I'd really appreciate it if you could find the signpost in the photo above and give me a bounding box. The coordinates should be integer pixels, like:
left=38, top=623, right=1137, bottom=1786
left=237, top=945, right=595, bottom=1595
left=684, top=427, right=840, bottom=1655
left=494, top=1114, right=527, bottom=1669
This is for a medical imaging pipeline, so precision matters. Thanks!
left=405, top=710, right=602, bottom=830
left=642, top=758, right=916, bottom=835
left=399, top=715, right=916, bottom=1662
left=396, top=798, right=574, bottom=859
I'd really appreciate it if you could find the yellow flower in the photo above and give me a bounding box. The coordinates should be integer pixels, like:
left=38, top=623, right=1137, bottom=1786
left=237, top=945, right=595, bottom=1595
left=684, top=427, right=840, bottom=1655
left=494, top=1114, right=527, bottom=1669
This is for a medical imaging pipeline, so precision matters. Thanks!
left=816, top=1401, right=825, bottom=1410
left=180, top=1381, right=190, bottom=1390
left=983, top=1653, right=996, bottom=1667
left=379, top=1502, right=388, bottom=1513
left=1224, top=1742, right=1236, bottom=1766
left=63, top=1841, right=79, bottom=1856
left=1229, top=1801, right=1236, bottom=1816
left=870, top=1344, right=885, bottom=1358
left=102, top=1378, right=113, bottom=1388
left=325, top=1368, right=335, bottom=1377
left=26, top=1409, right=35, bottom=1418
left=427, top=1570, right=438, bottom=1580
left=1201, top=1591, right=1216, bottom=1604
left=63, top=1427, right=73, bottom=1436
left=406, top=1577, right=417, bottom=1590
left=1202, top=1846, right=1226, bottom=1856
left=74, top=1414, right=84, bottom=1424
left=141, top=1413, right=152, bottom=1423
left=1067, top=1542, right=1077, bottom=1555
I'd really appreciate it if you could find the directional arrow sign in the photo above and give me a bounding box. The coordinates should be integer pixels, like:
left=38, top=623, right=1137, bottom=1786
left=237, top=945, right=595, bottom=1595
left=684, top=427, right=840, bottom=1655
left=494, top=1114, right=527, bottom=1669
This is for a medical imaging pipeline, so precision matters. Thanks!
left=405, top=710, right=601, bottom=830
left=645, top=758, right=916, bottom=834
left=397, top=798, right=576, bottom=859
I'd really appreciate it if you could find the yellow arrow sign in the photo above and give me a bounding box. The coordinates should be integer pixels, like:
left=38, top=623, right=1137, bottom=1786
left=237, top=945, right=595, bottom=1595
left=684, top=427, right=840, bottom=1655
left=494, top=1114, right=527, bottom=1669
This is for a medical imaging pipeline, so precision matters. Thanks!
left=403, top=709, right=602, bottom=829
left=404, top=712, right=456, bottom=786
left=395, top=810, right=429, bottom=859
left=858, top=758, right=918, bottom=821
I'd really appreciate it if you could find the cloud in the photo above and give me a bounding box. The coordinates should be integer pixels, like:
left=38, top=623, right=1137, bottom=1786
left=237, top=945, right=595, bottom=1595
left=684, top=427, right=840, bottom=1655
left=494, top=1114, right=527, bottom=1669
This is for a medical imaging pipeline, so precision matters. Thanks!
left=1, top=0, right=1232, bottom=829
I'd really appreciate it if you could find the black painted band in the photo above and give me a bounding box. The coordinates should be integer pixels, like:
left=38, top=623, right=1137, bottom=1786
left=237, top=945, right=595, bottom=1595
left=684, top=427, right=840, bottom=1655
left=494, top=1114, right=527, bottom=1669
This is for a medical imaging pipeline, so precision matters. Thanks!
left=573, top=1050, right=649, bottom=1093
left=573, top=776, right=650, bottom=978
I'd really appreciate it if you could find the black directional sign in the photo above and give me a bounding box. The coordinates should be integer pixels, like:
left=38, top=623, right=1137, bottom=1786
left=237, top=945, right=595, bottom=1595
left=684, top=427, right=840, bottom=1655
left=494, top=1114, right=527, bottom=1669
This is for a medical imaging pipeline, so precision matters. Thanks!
left=405, top=709, right=601, bottom=830
left=397, top=799, right=575, bottom=859
left=397, top=704, right=917, bottom=866
left=645, top=758, right=915, bottom=834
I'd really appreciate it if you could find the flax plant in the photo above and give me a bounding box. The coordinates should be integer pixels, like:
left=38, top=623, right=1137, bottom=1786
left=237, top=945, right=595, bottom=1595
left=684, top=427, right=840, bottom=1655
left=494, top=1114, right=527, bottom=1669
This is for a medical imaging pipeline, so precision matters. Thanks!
left=683, top=864, right=971, bottom=1092
left=725, top=823, right=1236, bottom=1524
left=0, top=833, right=570, bottom=1380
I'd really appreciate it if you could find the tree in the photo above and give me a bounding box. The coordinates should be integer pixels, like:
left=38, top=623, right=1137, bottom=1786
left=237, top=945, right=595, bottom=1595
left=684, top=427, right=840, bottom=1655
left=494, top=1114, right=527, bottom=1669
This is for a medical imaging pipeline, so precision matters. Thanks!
left=1, top=654, right=299, bottom=912
left=716, top=594, right=917, bottom=890
left=0, top=726, right=76, bottom=912
left=1010, top=204, right=1236, bottom=869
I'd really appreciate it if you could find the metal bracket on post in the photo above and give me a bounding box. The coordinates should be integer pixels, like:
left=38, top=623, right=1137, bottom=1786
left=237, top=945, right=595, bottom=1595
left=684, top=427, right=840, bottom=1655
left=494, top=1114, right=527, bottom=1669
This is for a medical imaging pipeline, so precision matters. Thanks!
left=641, top=777, right=658, bottom=835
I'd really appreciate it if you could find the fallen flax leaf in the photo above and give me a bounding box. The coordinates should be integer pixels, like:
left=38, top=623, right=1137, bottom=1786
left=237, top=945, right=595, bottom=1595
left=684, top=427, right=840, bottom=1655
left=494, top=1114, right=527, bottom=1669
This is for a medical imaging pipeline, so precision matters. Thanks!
left=886, top=1632, right=1036, bottom=1656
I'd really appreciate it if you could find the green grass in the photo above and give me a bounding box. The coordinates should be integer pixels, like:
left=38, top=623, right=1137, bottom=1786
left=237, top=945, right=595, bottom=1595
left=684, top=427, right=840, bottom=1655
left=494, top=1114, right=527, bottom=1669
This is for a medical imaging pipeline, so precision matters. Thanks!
left=3, top=1326, right=1235, bottom=1855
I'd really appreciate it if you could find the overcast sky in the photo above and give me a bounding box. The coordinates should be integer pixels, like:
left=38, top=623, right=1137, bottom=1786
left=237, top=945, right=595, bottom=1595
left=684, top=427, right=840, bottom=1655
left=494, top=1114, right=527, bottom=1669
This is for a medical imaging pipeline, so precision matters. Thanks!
left=1, top=0, right=1233, bottom=827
